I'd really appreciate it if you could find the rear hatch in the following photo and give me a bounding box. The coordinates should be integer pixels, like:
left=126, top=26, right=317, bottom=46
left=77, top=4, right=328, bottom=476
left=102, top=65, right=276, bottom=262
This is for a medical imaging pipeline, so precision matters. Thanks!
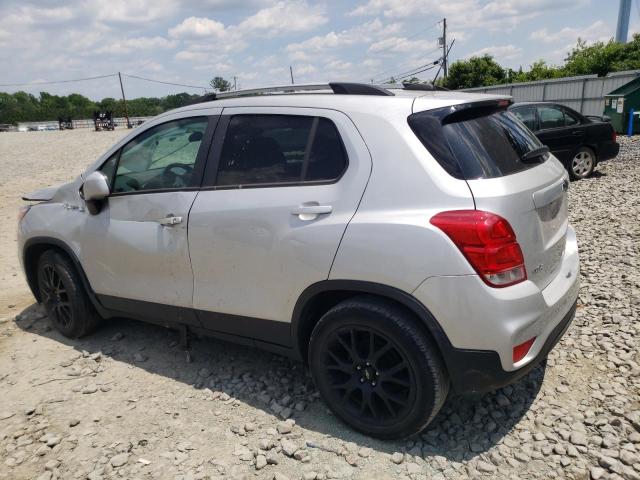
left=409, top=99, right=568, bottom=290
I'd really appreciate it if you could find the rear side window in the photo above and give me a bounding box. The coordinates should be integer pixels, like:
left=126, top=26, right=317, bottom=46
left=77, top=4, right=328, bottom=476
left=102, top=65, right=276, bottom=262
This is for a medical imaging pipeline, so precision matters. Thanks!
left=563, top=109, right=581, bottom=126
left=216, top=115, right=347, bottom=186
left=409, top=106, right=545, bottom=180
left=511, top=106, right=538, bottom=131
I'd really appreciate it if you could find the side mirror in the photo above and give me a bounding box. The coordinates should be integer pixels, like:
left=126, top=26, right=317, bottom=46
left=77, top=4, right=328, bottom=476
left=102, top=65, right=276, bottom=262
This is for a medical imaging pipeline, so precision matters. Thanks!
left=81, top=172, right=110, bottom=215
left=82, top=171, right=110, bottom=201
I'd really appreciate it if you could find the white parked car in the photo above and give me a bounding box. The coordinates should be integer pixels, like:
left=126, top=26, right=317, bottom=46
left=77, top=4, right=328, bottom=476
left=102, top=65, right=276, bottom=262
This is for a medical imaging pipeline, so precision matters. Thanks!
left=18, top=83, right=579, bottom=438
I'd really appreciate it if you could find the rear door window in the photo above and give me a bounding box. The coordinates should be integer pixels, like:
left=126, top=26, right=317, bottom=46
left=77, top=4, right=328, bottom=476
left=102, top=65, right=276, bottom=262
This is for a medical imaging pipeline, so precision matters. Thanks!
left=216, top=115, right=347, bottom=186
left=538, top=106, right=566, bottom=130
left=408, top=106, right=546, bottom=180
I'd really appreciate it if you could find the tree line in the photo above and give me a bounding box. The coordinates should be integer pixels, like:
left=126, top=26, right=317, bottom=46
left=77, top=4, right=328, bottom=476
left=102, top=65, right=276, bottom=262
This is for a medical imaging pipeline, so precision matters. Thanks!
left=437, top=34, right=640, bottom=90
left=0, top=91, right=202, bottom=124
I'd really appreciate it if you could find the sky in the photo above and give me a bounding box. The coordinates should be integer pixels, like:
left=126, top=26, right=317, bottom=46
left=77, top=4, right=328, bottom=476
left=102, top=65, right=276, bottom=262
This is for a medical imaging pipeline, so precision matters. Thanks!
left=1, top=0, right=640, bottom=100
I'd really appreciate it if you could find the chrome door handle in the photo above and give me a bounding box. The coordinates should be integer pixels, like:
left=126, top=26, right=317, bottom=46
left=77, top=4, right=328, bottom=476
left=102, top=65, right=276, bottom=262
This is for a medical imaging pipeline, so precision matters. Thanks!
left=291, top=205, right=333, bottom=215
left=158, top=214, right=182, bottom=226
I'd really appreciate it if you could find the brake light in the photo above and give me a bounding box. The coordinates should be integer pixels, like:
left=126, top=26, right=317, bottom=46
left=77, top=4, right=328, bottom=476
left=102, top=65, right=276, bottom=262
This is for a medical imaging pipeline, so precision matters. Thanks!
left=430, top=210, right=527, bottom=287
left=513, top=337, right=536, bottom=363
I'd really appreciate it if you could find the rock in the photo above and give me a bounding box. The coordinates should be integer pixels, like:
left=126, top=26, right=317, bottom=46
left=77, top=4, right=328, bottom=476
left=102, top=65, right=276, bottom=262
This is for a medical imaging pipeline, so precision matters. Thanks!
left=111, top=332, right=124, bottom=341
left=133, top=353, right=147, bottom=362
left=0, top=412, right=14, bottom=420
left=44, top=459, right=60, bottom=471
left=598, top=456, right=618, bottom=469
left=477, top=461, right=497, bottom=473
left=281, top=439, right=298, bottom=456
left=302, top=473, right=317, bottom=480
left=570, top=432, right=588, bottom=446
left=391, top=452, right=404, bottom=464
left=255, top=454, right=267, bottom=470
left=273, top=473, right=289, bottom=480
left=82, top=384, right=98, bottom=394
left=46, top=436, right=61, bottom=447
left=36, top=472, right=52, bottom=480
left=266, top=451, right=279, bottom=465
left=590, top=467, right=606, bottom=480
left=276, top=421, right=292, bottom=434
left=110, top=453, right=129, bottom=468
left=619, top=450, right=638, bottom=466
left=69, top=418, right=80, bottom=427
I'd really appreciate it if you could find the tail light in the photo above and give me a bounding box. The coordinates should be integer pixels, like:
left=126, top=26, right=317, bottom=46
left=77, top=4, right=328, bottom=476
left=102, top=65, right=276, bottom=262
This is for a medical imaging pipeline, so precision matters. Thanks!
left=430, top=210, right=527, bottom=287
left=612, top=129, right=617, bottom=142
left=513, top=337, right=536, bottom=363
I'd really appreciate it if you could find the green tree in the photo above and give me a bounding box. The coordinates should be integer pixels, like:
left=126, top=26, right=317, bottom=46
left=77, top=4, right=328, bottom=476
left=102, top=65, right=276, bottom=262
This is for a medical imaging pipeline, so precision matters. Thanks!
left=210, top=76, right=231, bottom=92
left=442, top=55, right=506, bottom=89
left=564, top=34, right=640, bottom=76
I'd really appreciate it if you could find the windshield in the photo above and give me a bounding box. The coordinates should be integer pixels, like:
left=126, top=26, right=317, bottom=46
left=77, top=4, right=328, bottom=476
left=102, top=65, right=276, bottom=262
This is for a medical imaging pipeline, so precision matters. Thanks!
left=409, top=107, right=547, bottom=180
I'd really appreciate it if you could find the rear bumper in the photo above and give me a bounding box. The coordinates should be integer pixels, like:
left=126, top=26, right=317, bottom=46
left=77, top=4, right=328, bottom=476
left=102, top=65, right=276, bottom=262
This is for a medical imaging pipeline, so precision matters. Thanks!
left=598, top=140, right=620, bottom=162
left=444, top=300, right=576, bottom=393
left=412, top=225, right=580, bottom=394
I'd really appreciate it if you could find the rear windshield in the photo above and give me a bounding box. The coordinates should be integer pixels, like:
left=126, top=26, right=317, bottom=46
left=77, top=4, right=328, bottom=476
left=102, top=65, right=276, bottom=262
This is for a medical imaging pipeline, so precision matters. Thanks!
left=408, top=107, right=546, bottom=180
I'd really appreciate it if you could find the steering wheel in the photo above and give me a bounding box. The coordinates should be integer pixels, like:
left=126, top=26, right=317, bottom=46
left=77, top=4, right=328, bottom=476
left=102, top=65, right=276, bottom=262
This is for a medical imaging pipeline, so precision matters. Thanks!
left=162, top=163, right=193, bottom=188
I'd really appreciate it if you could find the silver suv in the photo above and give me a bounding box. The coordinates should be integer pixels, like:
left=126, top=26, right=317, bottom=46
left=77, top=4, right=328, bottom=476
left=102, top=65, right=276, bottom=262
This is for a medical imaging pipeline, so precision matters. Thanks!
left=18, top=83, right=580, bottom=439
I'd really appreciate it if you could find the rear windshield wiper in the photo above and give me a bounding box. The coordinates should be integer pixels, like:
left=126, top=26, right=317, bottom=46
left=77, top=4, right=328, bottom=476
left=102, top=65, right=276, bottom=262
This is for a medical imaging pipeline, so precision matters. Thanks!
left=521, top=145, right=550, bottom=163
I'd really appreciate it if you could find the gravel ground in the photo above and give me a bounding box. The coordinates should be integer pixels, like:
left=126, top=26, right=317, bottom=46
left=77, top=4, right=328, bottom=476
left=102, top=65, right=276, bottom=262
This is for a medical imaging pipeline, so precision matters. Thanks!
left=0, top=131, right=638, bottom=480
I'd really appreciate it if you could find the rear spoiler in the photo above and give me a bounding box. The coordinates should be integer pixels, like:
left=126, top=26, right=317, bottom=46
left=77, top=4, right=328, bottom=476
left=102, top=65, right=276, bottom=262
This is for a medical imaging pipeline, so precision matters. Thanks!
left=413, top=98, right=513, bottom=125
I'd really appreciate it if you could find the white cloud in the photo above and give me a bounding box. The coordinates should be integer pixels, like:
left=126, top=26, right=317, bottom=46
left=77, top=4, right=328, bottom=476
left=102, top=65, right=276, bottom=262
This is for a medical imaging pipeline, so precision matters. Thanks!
left=530, top=20, right=610, bottom=45
left=467, top=44, right=522, bottom=60
left=286, top=18, right=401, bottom=52
left=169, top=16, right=226, bottom=39
left=97, top=36, right=177, bottom=55
left=93, top=0, right=178, bottom=24
left=237, top=1, right=327, bottom=36
left=368, top=36, right=434, bottom=53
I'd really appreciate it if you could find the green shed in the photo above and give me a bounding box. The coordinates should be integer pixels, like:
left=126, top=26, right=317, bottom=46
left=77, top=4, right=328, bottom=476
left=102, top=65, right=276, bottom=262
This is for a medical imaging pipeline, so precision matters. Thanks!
left=604, top=76, right=640, bottom=134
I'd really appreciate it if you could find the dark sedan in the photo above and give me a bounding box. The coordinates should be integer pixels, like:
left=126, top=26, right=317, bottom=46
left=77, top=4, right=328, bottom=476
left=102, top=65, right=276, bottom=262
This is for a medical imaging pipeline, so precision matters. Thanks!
left=509, top=102, right=619, bottom=179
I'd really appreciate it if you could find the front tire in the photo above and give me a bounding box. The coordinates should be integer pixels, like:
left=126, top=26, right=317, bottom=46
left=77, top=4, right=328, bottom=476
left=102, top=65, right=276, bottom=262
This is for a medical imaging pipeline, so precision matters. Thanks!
left=569, top=147, right=596, bottom=179
left=308, top=296, right=449, bottom=439
left=37, top=250, right=101, bottom=338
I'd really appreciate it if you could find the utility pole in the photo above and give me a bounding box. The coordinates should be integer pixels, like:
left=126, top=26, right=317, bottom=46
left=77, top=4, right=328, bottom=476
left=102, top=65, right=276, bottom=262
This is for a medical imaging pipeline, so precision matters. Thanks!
left=118, top=72, right=130, bottom=128
left=290, top=66, right=295, bottom=85
left=616, top=0, right=631, bottom=43
left=233, top=76, right=237, bottom=91
left=442, top=18, right=448, bottom=78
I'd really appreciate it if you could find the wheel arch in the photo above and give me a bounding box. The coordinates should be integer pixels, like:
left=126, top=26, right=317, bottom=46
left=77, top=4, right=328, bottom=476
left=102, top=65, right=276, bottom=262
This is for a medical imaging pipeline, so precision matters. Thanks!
left=22, top=237, right=107, bottom=316
left=291, top=280, right=454, bottom=368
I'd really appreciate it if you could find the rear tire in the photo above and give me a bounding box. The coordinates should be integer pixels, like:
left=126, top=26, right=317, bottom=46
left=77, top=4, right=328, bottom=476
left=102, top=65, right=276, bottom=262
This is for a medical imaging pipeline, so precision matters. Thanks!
left=569, top=147, right=596, bottom=180
left=37, top=250, right=101, bottom=338
left=308, top=295, right=449, bottom=439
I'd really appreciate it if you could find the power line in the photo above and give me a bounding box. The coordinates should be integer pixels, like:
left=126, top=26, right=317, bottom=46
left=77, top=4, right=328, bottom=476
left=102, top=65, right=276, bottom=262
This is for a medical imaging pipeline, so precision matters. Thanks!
left=0, top=73, right=118, bottom=87
left=370, top=47, right=442, bottom=82
left=395, top=63, right=439, bottom=82
left=123, top=74, right=208, bottom=90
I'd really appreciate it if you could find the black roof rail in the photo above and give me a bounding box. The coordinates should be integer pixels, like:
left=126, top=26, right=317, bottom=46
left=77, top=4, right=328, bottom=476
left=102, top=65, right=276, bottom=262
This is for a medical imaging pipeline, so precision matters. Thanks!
left=329, top=82, right=393, bottom=96
left=186, top=81, right=452, bottom=105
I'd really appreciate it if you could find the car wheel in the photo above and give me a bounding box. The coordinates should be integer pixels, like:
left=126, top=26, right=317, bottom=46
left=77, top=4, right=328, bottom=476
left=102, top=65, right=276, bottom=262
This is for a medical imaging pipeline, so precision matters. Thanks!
left=308, top=295, right=449, bottom=439
left=570, top=147, right=596, bottom=180
left=37, top=250, right=101, bottom=338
